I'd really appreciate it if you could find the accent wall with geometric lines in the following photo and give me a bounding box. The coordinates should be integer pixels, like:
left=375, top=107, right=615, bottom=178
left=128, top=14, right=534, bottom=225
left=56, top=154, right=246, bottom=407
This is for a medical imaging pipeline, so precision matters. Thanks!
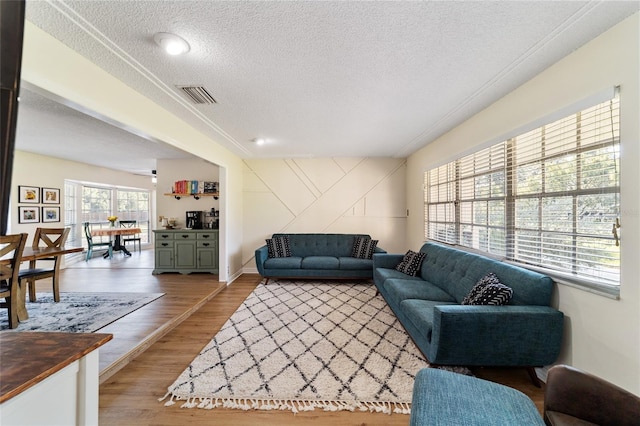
left=242, top=157, right=407, bottom=271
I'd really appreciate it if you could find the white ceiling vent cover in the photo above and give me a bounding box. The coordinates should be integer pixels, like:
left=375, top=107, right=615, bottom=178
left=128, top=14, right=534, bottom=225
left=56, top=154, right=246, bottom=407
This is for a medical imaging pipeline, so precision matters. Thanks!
left=177, top=86, right=217, bottom=104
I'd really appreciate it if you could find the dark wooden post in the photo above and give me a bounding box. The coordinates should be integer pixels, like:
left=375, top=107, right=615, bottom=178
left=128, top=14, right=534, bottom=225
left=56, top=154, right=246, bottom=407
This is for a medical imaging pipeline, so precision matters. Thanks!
left=1, top=0, right=26, bottom=235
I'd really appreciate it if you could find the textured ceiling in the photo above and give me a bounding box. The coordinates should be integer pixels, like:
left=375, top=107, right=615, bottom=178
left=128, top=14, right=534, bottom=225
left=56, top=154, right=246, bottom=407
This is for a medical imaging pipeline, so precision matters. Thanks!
left=16, top=1, right=640, bottom=173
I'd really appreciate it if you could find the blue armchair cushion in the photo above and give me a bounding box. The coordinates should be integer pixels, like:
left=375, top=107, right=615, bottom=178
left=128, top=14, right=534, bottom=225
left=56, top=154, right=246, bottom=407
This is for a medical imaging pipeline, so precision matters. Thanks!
left=395, top=250, right=426, bottom=276
left=351, top=236, right=378, bottom=259
left=266, top=236, right=291, bottom=258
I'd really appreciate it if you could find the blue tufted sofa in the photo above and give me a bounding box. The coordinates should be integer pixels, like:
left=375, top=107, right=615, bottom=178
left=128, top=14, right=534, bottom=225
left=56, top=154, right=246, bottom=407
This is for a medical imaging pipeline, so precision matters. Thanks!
left=255, top=233, right=386, bottom=283
left=373, top=242, right=564, bottom=373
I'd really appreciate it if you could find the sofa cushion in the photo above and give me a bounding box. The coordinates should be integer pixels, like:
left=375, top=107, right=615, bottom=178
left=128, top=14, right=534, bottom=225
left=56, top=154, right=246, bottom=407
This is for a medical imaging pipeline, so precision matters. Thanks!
left=266, top=236, right=292, bottom=258
left=274, top=233, right=371, bottom=258
left=301, top=256, right=340, bottom=269
left=383, top=279, right=456, bottom=307
left=399, top=299, right=457, bottom=344
left=395, top=250, right=427, bottom=276
left=351, top=236, right=378, bottom=259
left=264, top=256, right=302, bottom=269
left=339, top=257, right=373, bottom=270
left=374, top=267, right=424, bottom=285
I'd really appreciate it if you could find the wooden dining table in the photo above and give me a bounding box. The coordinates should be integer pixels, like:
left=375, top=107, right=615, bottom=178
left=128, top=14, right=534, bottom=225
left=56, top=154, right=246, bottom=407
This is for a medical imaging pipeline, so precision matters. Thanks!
left=90, top=227, right=141, bottom=257
left=11, top=246, right=85, bottom=322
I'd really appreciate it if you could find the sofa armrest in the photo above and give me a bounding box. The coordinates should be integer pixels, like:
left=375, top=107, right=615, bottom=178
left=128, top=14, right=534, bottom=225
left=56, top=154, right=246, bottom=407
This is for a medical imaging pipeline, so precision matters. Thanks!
left=255, top=245, right=269, bottom=276
left=373, top=253, right=404, bottom=269
left=374, top=246, right=387, bottom=254
left=429, top=305, right=564, bottom=366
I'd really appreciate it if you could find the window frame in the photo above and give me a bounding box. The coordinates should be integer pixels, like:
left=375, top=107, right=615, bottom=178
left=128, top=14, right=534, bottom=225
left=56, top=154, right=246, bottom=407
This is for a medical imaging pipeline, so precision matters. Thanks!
left=424, top=96, right=621, bottom=298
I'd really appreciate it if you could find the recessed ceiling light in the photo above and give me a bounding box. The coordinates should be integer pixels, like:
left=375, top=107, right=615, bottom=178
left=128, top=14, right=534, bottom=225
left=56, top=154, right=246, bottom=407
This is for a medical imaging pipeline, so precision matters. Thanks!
left=254, top=138, right=265, bottom=146
left=153, top=32, right=190, bottom=55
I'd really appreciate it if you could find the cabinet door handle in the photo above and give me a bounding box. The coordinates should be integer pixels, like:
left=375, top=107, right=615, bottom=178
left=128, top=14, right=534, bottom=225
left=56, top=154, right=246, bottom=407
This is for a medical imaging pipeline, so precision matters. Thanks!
left=162, top=243, right=169, bottom=247
left=161, top=234, right=169, bottom=238
left=202, top=234, right=210, bottom=238
left=203, top=243, right=210, bottom=247
left=181, top=234, right=189, bottom=238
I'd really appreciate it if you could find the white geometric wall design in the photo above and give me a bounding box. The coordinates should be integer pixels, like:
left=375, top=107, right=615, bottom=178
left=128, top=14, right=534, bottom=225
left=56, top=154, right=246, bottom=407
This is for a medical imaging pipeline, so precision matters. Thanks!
left=242, top=157, right=407, bottom=270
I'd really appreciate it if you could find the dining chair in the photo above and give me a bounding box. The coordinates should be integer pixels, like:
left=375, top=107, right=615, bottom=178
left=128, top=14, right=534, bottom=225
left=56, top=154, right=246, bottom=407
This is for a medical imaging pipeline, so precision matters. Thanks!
left=0, top=233, right=28, bottom=328
left=18, top=227, right=70, bottom=303
left=84, top=221, right=113, bottom=261
left=119, top=220, right=141, bottom=253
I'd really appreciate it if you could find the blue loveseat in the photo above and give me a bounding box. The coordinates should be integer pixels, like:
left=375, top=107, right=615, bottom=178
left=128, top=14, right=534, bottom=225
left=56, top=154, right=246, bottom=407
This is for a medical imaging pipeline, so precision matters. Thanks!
left=373, top=242, right=564, bottom=372
left=255, top=233, right=386, bottom=283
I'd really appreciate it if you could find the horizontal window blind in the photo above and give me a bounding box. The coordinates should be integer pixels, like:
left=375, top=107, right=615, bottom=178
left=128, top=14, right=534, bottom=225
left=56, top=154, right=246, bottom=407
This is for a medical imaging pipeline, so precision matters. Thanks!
left=425, top=97, right=620, bottom=287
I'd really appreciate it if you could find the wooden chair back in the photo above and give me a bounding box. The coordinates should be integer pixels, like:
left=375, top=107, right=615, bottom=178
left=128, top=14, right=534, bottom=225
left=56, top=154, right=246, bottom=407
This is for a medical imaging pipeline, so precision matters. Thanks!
left=20, top=227, right=70, bottom=303
left=0, top=233, right=28, bottom=328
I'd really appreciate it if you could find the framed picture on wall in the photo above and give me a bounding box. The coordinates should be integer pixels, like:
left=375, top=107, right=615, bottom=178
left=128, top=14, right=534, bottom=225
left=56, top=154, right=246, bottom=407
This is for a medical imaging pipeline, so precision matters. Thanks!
left=42, top=206, right=60, bottom=223
left=42, top=187, right=60, bottom=204
left=18, top=185, right=40, bottom=203
left=18, top=206, right=40, bottom=223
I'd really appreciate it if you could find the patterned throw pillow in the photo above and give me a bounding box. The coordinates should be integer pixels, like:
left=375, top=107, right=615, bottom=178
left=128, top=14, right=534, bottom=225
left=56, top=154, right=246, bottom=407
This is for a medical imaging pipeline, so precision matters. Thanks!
left=461, top=272, right=501, bottom=305
left=395, top=250, right=427, bottom=276
left=462, top=272, right=513, bottom=306
left=351, top=236, right=379, bottom=259
left=266, top=236, right=291, bottom=258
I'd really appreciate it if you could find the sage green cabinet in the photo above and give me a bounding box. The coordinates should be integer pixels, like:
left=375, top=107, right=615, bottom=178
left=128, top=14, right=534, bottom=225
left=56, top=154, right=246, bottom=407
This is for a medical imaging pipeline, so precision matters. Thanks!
left=153, top=230, right=218, bottom=274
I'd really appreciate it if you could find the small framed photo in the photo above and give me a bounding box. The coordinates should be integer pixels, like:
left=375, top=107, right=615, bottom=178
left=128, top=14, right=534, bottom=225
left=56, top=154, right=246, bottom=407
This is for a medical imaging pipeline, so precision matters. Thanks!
left=18, top=206, right=40, bottom=223
left=42, top=187, right=60, bottom=204
left=18, top=185, right=40, bottom=203
left=42, top=206, right=60, bottom=223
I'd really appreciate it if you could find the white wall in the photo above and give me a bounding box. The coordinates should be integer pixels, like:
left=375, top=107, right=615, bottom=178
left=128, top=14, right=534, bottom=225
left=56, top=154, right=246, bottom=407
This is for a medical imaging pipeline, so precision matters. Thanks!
left=242, top=157, right=407, bottom=271
left=406, top=13, right=640, bottom=394
left=10, top=150, right=153, bottom=238
left=21, top=21, right=246, bottom=281
left=155, top=158, right=220, bottom=229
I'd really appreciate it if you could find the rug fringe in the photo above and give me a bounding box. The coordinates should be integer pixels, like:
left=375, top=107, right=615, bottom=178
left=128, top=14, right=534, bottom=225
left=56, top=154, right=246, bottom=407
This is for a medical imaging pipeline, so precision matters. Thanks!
left=160, top=393, right=411, bottom=415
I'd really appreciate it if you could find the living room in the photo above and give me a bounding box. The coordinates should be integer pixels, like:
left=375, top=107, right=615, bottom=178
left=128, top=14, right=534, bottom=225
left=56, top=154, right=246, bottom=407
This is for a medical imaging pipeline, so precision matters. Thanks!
left=3, top=2, right=639, bottom=424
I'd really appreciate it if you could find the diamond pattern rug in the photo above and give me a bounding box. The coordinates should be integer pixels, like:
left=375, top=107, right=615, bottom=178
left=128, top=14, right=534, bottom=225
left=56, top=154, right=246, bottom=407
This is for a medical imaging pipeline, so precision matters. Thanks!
left=162, top=280, right=429, bottom=414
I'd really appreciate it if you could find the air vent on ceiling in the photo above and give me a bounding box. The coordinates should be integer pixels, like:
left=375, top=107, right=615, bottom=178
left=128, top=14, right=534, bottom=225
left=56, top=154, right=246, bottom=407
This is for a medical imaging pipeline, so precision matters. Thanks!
left=177, top=85, right=217, bottom=104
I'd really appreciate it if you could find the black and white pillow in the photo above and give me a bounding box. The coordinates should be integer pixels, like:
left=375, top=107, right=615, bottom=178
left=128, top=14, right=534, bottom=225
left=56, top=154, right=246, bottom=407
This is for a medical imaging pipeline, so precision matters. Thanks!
left=266, top=236, right=291, bottom=258
left=472, top=283, right=513, bottom=305
left=462, top=272, right=513, bottom=306
left=395, top=250, right=427, bottom=276
left=351, top=236, right=378, bottom=259
left=461, top=272, right=501, bottom=305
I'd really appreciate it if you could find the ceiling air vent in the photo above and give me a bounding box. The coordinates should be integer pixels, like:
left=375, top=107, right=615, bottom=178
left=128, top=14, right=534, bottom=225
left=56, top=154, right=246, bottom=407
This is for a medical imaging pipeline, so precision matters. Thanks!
left=177, top=85, right=217, bottom=104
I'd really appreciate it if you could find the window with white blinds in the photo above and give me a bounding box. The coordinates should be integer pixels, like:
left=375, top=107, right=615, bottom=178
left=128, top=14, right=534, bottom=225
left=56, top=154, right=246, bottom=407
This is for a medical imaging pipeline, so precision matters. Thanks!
left=425, top=97, right=620, bottom=290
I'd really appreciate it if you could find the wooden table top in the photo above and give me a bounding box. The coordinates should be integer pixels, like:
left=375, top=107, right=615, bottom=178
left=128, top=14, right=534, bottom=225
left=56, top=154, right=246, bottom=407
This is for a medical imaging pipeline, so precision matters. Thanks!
left=0, top=332, right=112, bottom=403
left=91, top=228, right=141, bottom=237
left=21, top=246, right=84, bottom=261
left=0, top=246, right=84, bottom=264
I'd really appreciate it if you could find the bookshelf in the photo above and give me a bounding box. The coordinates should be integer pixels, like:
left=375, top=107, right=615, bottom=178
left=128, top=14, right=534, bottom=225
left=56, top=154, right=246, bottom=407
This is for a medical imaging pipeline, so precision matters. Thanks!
left=163, top=192, right=219, bottom=200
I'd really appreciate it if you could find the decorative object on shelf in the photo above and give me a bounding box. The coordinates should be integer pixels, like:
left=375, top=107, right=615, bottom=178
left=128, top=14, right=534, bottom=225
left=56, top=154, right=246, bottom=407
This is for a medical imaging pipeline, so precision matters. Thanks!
left=18, top=185, right=40, bottom=203
left=41, top=187, right=60, bottom=204
left=18, top=206, right=39, bottom=223
left=166, top=180, right=219, bottom=200
left=107, top=216, right=118, bottom=227
left=42, top=206, right=60, bottom=223
left=160, top=217, right=177, bottom=229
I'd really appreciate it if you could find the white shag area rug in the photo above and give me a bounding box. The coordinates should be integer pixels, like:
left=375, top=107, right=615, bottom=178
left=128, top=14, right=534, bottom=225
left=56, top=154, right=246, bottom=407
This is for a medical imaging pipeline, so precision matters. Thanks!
left=162, top=280, right=429, bottom=414
left=0, top=292, right=164, bottom=332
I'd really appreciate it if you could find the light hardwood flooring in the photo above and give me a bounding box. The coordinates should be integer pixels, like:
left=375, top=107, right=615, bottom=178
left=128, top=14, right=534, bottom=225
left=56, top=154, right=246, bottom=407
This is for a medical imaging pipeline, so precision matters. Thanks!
left=39, top=249, right=544, bottom=425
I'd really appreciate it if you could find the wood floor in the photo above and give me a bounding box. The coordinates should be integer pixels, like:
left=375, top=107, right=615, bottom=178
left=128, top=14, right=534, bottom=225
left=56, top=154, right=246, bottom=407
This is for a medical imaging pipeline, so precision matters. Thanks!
left=46, top=249, right=545, bottom=425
